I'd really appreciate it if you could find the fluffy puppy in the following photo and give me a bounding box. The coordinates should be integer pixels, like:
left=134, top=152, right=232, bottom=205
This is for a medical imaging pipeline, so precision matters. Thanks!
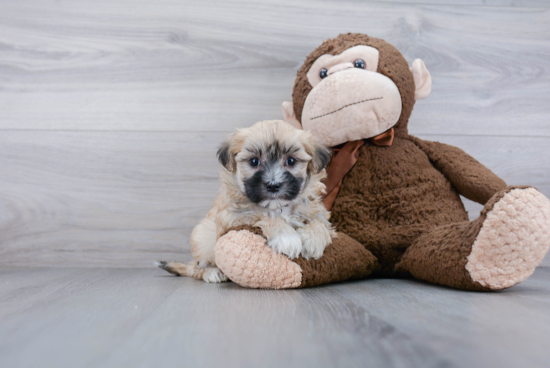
left=158, top=120, right=336, bottom=283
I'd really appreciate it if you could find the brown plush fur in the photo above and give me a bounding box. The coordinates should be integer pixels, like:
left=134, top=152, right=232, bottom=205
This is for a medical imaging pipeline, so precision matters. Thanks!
left=410, top=137, right=507, bottom=204
left=294, top=232, right=380, bottom=288
left=329, top=137, right=508, bottom=274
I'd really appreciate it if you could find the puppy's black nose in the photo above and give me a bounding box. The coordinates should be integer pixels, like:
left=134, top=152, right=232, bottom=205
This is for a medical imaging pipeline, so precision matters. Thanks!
left=266, top=183, right=281, bottom=193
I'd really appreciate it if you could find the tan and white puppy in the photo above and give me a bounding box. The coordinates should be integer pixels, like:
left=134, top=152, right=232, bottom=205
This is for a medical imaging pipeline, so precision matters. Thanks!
left=158, top=120, right=335, bottom=283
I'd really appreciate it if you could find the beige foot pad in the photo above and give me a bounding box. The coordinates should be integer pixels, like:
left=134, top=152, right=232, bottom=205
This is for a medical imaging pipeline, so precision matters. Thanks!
left=215, top=230, right=303, bottom=289
left=466, top=188, right=550, bottom=289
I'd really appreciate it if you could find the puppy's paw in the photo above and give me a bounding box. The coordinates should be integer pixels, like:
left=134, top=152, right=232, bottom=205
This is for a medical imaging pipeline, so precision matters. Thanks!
left=298, top=222, right=333, bottom=260
left=202, top=267, right=229, bottom=283
left=267, top=228, right=302, bottom=259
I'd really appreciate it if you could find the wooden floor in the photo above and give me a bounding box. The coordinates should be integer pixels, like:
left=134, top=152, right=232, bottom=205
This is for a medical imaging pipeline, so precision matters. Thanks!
left=1, top=267, right=549, bottom=368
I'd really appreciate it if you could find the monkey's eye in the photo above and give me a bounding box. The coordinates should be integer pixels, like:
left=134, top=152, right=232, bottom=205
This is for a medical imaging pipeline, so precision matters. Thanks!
left=285, top=157, right=296, bottom=167
left=354, top=59, right=366, bottom=69
left=319, top=68, right=328, bottom=79
left=249, top=158, right=260, bottom=167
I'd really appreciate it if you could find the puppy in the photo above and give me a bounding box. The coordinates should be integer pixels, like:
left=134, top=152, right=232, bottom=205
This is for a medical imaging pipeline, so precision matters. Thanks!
left=158, top=120, right=336, bottom=283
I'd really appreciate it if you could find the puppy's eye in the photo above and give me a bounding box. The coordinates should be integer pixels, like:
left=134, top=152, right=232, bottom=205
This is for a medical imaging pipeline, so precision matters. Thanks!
left=319, top=68, right=328, bottom=79
left=354, top=59, right=366, bottom=69
left=285, top=157, right=296, bottom=167
left=249, top=158, right=260, bottom=167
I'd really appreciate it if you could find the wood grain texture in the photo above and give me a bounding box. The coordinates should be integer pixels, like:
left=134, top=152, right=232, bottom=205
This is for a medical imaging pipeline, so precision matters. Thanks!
left=1, top=267, right=550, bottom=368
left=0, top=0, right=549, bottom=268
left=0, top=131, right=221, bottom=267
left=0, top=0, right=549, bottom=136
left=0, top=131, right=548, bottom=267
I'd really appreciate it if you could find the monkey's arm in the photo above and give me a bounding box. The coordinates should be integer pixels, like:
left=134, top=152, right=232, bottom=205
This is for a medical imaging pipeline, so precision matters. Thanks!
left=410, top=136, right=507, bottom=204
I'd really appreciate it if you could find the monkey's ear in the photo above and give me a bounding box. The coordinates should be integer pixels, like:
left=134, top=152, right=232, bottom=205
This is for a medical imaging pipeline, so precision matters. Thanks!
left=216, top=137, right=236, bottom=172
left=282, top=101, right=303, bottom=130
left=410, top=59, right=432, bottom=100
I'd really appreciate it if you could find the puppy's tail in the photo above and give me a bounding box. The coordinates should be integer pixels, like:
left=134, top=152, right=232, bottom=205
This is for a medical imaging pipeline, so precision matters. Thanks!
left=156, top=260, right=194, bottom=277
left=156, top=260, right=204, bottom=278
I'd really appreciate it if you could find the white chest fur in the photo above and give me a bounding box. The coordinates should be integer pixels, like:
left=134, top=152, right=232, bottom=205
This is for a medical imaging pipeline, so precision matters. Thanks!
left=270, top=204, right=293, bottom=217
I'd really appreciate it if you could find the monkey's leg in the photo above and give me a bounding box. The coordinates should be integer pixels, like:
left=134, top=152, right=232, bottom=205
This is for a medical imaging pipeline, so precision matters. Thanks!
left=396, top=186, right=550, bottom=291
left=215, top=226, right=380, bottom=289
left=156, top=261, right=228, bottom=283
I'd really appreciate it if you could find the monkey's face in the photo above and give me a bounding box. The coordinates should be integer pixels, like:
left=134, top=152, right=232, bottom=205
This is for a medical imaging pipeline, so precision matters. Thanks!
left=302, top=45, right=402, bottom=147
left=283, top=34, right=431, bottom=148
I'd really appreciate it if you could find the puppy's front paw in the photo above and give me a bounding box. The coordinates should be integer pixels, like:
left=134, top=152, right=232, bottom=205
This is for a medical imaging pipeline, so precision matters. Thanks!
left=298, top=222, right=333, bottom=260
left=268, top=228, right=302, bottom=259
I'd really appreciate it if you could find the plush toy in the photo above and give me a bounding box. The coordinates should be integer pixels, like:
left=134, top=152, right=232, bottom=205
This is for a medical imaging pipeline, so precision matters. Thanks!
left=215, top=33, right=550, bottom=290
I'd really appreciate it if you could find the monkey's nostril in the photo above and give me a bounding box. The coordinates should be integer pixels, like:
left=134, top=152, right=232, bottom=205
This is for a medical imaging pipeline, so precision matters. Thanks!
left=266, top=183, right=281, bottom=193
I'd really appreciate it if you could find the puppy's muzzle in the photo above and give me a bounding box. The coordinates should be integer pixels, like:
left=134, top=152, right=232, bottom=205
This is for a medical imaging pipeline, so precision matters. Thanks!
left=266, top=182, right=281, bottom=193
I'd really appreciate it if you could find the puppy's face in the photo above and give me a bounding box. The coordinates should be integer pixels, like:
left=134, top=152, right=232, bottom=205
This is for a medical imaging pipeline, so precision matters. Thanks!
left=217, top=120, right=331, bottom=207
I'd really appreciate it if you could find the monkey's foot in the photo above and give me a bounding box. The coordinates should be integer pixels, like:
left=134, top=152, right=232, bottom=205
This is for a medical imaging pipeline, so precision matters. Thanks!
left=215, top=229, right=303, bottom=289
left=466, top=187, right=550, bottom=290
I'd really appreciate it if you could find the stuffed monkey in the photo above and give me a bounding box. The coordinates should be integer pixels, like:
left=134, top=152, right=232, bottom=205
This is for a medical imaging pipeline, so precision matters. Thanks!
left=215, top=33, right=550, bottom=290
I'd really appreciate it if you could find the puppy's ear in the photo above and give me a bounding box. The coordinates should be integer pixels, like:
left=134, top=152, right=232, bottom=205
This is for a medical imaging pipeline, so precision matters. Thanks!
left=306, top=138, right=332, bottom=174
left=312, top=144, right=332, bottom=173
left=217, top=137, right=236, bottom=172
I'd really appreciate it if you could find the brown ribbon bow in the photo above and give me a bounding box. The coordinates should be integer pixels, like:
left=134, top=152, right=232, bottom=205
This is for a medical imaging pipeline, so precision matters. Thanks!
left=321, top=128, right=394, bottom=211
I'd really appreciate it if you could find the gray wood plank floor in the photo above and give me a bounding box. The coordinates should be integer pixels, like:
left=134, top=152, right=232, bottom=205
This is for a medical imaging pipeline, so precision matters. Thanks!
left=1, top=0, right=549, bottom=267
left=1, top=267, right=550, bottom=368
